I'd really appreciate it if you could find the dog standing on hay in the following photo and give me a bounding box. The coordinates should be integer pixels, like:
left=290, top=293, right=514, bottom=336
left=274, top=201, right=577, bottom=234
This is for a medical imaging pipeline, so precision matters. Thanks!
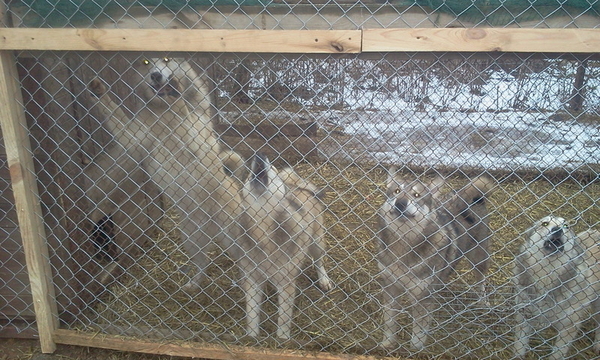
left=513, top=216, right=600, bottom=360
left=377, top=168, right=494, bottom=350
left=85, top=57, right=244, bottom=290
left=231, top=153, right=333, bottom=340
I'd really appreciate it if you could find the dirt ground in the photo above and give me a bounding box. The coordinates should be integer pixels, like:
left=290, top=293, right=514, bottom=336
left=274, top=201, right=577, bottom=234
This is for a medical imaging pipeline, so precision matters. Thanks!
left=0, top=339, right=190, bottom=360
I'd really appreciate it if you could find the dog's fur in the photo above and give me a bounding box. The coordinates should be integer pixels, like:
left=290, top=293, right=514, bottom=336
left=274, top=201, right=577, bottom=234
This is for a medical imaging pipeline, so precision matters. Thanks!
left=513, top=216, right=600, bottom=359
left=85, top=57, right=244, bottom=289
left=443, top=177, right=495, bottom=296
left=231, top=153, right=332, bottom=339
left=377, top=169, right=494, bottom=350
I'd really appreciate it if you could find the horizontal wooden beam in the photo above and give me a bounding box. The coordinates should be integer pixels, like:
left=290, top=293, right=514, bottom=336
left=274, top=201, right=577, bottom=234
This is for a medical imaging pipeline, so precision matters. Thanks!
left=1, top=28, right=599, bottom=54
left=363, top=28, right=600, bottom=53
left=53, top=329, right=385, bottom=360
left=0, top=28, right=361, bottom=53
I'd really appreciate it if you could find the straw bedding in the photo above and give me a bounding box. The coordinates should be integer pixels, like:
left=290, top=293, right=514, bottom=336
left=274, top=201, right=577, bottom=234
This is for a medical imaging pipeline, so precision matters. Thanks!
left=82, top=161, right=600, bottom=359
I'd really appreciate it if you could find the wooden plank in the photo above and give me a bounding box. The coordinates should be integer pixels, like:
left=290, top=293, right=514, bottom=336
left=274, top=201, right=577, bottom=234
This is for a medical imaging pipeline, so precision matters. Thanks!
left=0, top=50, right=57, bottom=352
left=54, top=329, right=386, bottom=360
left=0, top=28, right=361, bottom=53
left=363, top=28, right=600, bottom=53
left=1, top=28, right=600, bottom=53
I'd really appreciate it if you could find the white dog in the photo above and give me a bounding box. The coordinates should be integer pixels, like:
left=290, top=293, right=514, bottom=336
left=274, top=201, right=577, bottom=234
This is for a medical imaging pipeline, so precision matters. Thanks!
left=231, top=153, right=332, bottom=339
left=513, top=216, right=600, bottom=359
left=85, top=57, right=243, bottom=290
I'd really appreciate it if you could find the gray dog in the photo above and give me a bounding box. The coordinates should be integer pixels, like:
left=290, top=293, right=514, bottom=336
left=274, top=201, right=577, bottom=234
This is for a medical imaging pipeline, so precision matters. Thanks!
left=377, top=169, right=495, bottom=350
left=513, top=215, right=600, bottom=359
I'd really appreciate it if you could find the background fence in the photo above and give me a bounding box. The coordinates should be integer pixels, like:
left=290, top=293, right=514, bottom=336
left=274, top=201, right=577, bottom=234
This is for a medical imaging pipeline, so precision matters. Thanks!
left=1, top=1, right=599, bottom=359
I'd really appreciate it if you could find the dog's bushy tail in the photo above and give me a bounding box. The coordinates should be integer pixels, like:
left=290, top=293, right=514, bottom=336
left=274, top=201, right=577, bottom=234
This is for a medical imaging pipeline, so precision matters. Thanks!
left=277, top=167, right=327, bottom=200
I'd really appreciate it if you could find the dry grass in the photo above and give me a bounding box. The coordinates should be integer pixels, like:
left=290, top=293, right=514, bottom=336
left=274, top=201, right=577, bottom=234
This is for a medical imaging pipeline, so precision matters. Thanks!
left=78, top=161, right=600, bottom=359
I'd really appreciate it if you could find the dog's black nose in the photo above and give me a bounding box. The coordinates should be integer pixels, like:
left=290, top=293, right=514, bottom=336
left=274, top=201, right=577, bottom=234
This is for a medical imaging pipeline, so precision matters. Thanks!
left=150, top=72, right=163, bottom=83
left=394, top=198, right=407, bottom=215
left=550, top=226, right=563, bottom=239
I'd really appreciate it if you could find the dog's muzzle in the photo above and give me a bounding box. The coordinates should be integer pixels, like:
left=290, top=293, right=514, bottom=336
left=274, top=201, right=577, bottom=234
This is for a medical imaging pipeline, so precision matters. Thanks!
left=150, top=72, right=181, bottom=97
left=543, top=226, right=565, bottom=253
left=150, top=72, right=164, bottom=84
left=393, top=198, right=409, bottom=216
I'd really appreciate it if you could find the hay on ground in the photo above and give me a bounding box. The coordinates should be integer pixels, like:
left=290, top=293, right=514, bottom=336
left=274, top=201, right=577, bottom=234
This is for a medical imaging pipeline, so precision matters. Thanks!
left=80, top=161, right=600, bottom=359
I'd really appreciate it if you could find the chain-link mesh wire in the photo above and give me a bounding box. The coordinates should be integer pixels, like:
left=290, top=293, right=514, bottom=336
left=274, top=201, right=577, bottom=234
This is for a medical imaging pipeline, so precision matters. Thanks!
left=2, top=1, right=600, bottom=359
left=7, top=1, right=600, bottom=29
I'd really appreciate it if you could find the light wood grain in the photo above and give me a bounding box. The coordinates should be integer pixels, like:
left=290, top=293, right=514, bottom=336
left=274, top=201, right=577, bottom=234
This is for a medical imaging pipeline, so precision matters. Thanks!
left=54, top=328, right=382, bottom=360
left=2, top=28, right=599, bottom=53
left=0, top=50, right=57, bottom=352
left=0, top=28, right=361, bottom=53
left=363, top=28, right=600, bottom=53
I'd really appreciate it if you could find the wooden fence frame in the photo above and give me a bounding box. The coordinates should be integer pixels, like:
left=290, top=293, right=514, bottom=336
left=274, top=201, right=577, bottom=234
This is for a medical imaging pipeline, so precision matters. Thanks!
left=0, top=26, right=599, bottom=358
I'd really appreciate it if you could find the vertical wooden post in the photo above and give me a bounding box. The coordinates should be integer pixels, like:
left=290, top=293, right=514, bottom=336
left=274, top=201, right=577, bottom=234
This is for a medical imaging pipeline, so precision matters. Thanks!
left=0, top=50, right=58, bottom=353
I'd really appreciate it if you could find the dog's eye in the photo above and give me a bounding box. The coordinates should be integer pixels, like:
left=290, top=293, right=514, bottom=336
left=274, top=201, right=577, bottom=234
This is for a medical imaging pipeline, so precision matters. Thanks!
left=541, top=221, right=549, bottom=227
left=394, top=189, right=401, bottom=194
left=563, top=223, right=569, bottom=229
left=414, top=192, right=420, bottom=198
left=142, top=59, right=150, bottom=66
left=163, top=57, right=170, bottom=63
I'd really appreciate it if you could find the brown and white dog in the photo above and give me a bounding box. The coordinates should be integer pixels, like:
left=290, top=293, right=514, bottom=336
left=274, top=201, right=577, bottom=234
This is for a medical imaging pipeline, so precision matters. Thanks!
left=377, top=169, right=494, bottom=350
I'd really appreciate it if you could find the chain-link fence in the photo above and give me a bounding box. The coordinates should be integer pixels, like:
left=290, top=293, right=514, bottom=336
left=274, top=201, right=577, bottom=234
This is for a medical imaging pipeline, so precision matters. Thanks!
left=2, top=1, right=600, bottom=359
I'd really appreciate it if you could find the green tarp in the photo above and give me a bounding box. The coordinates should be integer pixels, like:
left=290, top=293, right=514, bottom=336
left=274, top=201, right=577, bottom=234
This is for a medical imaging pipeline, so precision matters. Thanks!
left=10, top=0, right=600, bottom=27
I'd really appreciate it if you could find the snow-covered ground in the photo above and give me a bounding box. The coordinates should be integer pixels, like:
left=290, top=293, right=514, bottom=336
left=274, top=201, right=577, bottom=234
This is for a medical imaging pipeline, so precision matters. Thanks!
left=315, top=108, right=600, bottom=171
left=219, top=58, right=600, bottom=171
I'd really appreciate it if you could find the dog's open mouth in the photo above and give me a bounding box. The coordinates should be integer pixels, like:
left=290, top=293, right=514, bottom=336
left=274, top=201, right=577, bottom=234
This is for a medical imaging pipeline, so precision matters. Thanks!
left=543, top=226, right=565, bottom=253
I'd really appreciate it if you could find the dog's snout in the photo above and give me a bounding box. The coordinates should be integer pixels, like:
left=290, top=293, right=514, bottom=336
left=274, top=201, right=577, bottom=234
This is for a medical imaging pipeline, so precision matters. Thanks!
left=544, top=226, right=565, bottom=253
left=394, top=198, right=407, bottom=215
left=150, top=72, right=163, bottom=83
left=550, top=226, right=563, bottom=239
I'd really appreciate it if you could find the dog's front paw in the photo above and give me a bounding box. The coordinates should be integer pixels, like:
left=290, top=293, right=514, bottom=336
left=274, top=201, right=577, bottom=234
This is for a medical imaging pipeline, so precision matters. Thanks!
left=182, top=281, right=199, bottom=292
left=380, top=337, right=397, bottom=350
left=182, top=276, right=203, bottom=292
left=89, top=78, right=108, bottom=97
left=410, top=331, right=428, bottom=352
left=181, top=269, right=204, bottom=292
left=318, top=275, right=333, bottom=292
